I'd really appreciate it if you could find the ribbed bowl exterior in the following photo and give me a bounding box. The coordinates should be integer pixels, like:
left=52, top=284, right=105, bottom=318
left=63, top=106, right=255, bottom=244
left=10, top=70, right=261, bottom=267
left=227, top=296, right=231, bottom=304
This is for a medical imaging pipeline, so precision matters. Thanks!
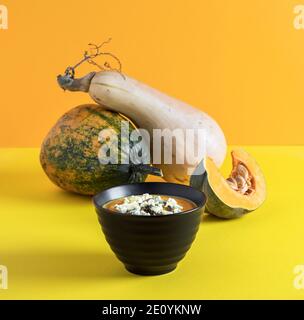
left=94, top=183, right=206, bottom=275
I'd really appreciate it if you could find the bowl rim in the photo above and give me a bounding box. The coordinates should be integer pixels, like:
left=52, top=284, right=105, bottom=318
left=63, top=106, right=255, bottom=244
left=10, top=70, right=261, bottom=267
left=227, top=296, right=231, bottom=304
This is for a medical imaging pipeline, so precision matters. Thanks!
left=93, top=182, right=206, bottom=218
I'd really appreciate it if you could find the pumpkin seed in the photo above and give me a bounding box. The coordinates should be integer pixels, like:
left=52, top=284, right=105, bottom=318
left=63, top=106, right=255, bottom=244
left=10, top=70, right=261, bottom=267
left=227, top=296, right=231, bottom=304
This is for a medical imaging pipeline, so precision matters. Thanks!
left=235, top=175, right=247, bottom=189
left=226, top=162, right=254, bottom=195
left=237, top=163, right=249, bottom=180
left=226, top=177, right=238, bottom=190
left=238, top=183, right=249, bottom=195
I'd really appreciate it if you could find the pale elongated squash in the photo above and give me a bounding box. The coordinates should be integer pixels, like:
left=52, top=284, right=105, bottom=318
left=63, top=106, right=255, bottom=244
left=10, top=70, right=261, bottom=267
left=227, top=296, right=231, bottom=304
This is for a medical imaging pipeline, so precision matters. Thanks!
left=58, top=71, right=227, bottom=184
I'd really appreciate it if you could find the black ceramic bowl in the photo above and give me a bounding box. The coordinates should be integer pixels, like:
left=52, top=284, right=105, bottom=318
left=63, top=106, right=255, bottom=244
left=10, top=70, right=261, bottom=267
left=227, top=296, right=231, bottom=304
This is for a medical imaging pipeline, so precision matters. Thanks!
left=93, top=182, right=206, bottom=275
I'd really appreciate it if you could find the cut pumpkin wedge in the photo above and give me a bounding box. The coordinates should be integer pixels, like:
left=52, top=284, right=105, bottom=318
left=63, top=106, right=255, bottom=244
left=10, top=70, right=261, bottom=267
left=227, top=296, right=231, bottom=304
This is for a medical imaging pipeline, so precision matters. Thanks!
left=191, top=148, right=266, bottom=219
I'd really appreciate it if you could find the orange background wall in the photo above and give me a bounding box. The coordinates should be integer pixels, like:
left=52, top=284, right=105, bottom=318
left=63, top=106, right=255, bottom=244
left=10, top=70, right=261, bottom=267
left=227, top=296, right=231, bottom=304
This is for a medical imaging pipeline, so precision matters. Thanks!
left=0, top=0, right=303, bottom=147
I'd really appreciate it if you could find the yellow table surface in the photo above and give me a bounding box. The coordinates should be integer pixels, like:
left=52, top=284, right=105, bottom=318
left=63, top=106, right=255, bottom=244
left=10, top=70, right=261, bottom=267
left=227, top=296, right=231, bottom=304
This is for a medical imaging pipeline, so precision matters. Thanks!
left=0, top=146, right=303, bottom=300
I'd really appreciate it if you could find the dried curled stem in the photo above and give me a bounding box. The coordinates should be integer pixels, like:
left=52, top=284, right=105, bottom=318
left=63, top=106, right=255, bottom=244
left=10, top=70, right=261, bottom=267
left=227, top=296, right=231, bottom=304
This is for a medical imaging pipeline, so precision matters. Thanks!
left=64, top=38, right=124, bottom=79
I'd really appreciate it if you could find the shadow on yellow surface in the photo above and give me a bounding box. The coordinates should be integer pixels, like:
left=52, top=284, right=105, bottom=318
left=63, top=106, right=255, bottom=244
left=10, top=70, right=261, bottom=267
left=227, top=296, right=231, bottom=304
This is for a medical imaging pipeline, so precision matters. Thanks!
left=2, top=250, right=133, bottom=280
left=0, top=170, right=91, bottom=206
left=202, top=214, right=227, bottom=224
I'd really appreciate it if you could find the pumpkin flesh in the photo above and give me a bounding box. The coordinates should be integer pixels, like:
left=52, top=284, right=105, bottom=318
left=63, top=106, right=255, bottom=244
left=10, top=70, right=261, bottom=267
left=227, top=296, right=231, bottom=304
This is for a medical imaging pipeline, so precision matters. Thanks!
left=202, top=148, right=266, bottom=218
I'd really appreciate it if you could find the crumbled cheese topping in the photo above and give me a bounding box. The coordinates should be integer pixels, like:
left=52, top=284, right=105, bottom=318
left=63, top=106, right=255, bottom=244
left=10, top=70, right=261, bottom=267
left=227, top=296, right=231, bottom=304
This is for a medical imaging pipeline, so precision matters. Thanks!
left=114, top=193, right=183, bottom=216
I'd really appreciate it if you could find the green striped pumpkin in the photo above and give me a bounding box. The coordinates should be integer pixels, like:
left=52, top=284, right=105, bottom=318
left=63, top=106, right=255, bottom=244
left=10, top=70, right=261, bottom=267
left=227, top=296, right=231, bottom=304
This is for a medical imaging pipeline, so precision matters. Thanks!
left=40, top=104, right=160, bottom=195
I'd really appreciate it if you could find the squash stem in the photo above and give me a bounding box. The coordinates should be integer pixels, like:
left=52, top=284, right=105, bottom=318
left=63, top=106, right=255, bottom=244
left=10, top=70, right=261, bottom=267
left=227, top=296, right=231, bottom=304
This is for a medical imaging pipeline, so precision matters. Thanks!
left=133, top=164, right=163, bottom=177
left=57, top=72, right=96, bottom=92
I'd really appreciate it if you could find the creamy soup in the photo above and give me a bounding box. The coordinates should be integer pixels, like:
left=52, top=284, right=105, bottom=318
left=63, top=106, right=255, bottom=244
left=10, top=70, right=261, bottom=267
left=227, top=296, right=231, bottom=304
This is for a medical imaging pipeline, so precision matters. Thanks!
left=104, top=193, right=196, bottom=216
